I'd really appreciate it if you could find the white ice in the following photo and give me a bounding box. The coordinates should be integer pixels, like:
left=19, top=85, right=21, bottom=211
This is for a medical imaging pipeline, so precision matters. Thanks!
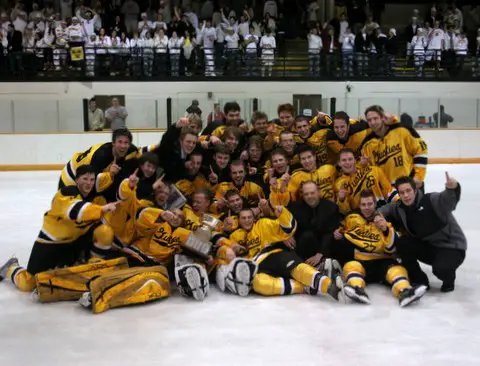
left=0, top=165, right=480, bottom=366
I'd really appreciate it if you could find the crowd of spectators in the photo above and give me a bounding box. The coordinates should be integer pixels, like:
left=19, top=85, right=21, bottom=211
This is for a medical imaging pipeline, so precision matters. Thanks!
left=0, top=1, right=479, bottom=79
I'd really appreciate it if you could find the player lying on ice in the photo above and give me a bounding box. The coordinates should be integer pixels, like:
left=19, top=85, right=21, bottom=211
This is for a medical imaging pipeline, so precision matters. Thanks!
left=216, top=189, right=345, bottom=301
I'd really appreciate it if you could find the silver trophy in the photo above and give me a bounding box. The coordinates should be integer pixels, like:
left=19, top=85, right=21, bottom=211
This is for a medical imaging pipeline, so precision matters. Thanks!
left=182, top=214, right=221, bottom=260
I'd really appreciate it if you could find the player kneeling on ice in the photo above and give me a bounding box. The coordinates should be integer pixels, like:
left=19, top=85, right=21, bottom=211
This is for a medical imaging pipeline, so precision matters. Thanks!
left=0, top=165, right=128, bottom=300
left=225, top=202, right=344, bottom=300
left=334, top=190, right=427, bottom=307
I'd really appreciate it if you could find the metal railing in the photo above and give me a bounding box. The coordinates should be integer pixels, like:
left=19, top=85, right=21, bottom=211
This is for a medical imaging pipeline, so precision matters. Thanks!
left=1, top=46, right=479, bottom=81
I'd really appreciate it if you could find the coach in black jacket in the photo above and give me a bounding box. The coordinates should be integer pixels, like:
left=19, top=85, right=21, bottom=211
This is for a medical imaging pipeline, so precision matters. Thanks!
left=286, top=181, right=341, bottom=267
left=379, top=174, right=467, bottom=292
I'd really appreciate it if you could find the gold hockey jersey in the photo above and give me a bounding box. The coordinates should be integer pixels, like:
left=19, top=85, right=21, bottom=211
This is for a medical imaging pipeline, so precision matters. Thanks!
left=296, top=128, right=332, bottom=164
left=343, top=212, right=397, bottom=261
left=102, top=179, right=153, bottom=247
left=270, top=164, right=337, bottom=205
left=175, top=175, right=212, bottom=200
left=214, top=181, right=265, bottom=212
left=60, top=142, right=141, bottom=189
left=361, top=125, right=428, bottom=183
left=229, top=208, right=296, bottom=261
left=36, top=186, right=106, bottom=245
left=132, top=207, right=192, bottom=264
left=334, top=165, right=398, bottom=214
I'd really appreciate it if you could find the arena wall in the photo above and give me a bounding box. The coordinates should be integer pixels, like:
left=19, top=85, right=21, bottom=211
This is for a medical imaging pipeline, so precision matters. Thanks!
left=0, top=81, right=479, bottom=132
left=0, top=81, right=479, bottom=170
left=0, top=129, right=478, bottom=170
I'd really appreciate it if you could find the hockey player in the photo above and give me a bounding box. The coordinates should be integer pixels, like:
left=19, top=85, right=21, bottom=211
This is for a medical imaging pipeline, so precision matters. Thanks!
left=360, top=105, right=428, bottom=187
left=270, top=146, right=337, bottom=204
left=294, top=116, right=331, bottom=164
left=226, top=201, right=344, bottom=300
left=335, top=148, right=398, bottom=214
left=338, top=190, right=427, bottom=307
left=0, top=165, right=119, bottom=293
left=213, top=160, right=265, bottom=213
left=58, top=129, right=142, bottom=192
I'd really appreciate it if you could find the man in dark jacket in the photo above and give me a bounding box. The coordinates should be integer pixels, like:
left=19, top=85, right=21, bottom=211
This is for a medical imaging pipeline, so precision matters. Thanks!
left=379, top=174, right=466, bottom=292
left=286, top=181, right=341, bottom=267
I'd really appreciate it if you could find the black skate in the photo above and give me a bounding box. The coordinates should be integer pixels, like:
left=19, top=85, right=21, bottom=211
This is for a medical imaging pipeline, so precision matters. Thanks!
left=0, top=257, right=19, bottom=282
left=399, top=284, right=428, bottom=307
left=344, top=285, right=371, bottom=304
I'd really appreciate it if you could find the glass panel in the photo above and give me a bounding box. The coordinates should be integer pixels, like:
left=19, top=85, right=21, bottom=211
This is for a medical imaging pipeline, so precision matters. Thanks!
left=358, top=98, right=401, bottom=119
left=58, top=99, right=83, bottom=132
left=438, top=99, right=478, bottom=128
left=13, top=100, right=59, bottom=132
left=124, top=97, right=158, bottom=129
left=0, top=100, right=13, bottom=132
left=399, top=99, right=440, bottom=128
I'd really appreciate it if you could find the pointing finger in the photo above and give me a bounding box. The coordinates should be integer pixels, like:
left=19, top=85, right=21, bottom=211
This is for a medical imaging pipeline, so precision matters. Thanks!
left=445, top=171, right=450, bottom=181
left=133, top=168, right=139, bottom=176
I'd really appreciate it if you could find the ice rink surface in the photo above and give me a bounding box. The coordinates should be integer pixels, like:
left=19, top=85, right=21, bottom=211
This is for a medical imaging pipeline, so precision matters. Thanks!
left=0, top=165, right=479, bottom=366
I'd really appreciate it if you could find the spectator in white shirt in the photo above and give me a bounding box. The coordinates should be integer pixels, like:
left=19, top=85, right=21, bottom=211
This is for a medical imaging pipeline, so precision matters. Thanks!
left=88, top=98, right=105, bottom=131
left=454, top=31, right=468, bottom=76
left=225, top=28, right=240, bottom=75
left=214, top=19, right=225, bottom=71
left=238, top=11, right=250, bottom=37
left=198, top=20, right=216, bottom=76
left=153, top=28, right=168, bottom=75
left=76, top=8, right=98, bottom=37
left=28, top=14, right=45, bottom=35
left=85, top=34, right=97, bottom=77
left=138, top=12, right=154, bottom=38
left=109, top=30, right=121, bottom=75
left=411, top=28, right=427, bottom=77
left=308, top=27, right=322, bottom=76
left=154, top=14, right=168, bottom=32
left=341, top=27, right=355, bottom=77
left=11, top=6, right=28, bottom=34
left=119, top=32, right=131, bottom=75
left=105, top=97, right=128, bottom=130
left=168, top=31, right=184, bottom=76
left=244, top=25, right=259, bottom=76
left=264, top=0, right=278, bottom=19
left=338, top=12, right=349, bottom=43
left=140, top=31, right=154, bottom=76
left=426, top=21, right=444, bottom=66
left=221, top=10, right=239, bottom=35
left=184, top=5, right=199, bottom=30
left=260, top=29, right=276, bottom=77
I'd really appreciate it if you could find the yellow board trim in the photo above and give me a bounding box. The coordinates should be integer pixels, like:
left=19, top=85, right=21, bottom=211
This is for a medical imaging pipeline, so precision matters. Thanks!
left=0, top=158, right=479, bottom=171
left=0, top=128, right=166, bottom=135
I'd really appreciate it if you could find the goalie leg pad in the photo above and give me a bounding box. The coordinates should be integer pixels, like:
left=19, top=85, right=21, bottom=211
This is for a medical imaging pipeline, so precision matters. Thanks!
left=34, top=257, right=128, bottom=303
left=175, top=262, right=209, bottom=301
left=88, top=265, right=171, bottom=314
left=216, top=258, right=258, bottom=297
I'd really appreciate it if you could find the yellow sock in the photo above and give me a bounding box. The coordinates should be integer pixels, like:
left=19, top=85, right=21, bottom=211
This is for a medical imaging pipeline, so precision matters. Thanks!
left=386, top=265, right=411, bottom=298
left=291, top=263, right=331, bottom=294
left=343, top=261, right=366, bottom=288
left=252, top=273, right=304, bottom=296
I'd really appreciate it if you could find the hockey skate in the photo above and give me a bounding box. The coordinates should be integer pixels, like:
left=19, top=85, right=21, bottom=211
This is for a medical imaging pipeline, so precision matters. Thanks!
left=216, top=258, right=258, bottom=297
left=0, top=257, right=19, bottom=282
left=399, top=284, right=428, bottom=307
left=344, top=286, right=371, bottom=304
